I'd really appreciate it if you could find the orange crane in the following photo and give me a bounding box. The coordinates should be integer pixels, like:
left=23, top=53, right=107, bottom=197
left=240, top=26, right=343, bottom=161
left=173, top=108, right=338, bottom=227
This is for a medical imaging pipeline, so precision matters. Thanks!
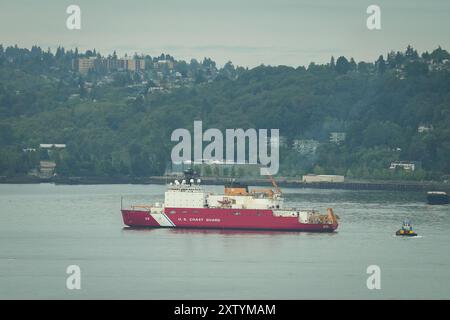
left=251, top=174, right=282, bottom=198
left=268, top=173, right=282, bottom=195
left=257, top=163, right=282, bottom=196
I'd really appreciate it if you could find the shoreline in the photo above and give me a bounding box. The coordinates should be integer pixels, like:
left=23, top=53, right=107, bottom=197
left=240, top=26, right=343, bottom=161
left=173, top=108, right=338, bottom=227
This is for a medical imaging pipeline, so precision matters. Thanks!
left=0, top=175, right=449, bottom=192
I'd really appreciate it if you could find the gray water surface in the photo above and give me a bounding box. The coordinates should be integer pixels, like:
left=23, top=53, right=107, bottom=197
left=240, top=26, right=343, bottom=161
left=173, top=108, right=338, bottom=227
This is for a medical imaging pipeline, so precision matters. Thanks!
left=0, top=184, right=449, bottom=299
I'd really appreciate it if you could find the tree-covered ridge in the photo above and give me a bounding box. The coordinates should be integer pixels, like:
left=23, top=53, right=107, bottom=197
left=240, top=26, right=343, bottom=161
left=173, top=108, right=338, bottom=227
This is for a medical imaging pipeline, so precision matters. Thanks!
left=0, top=44, right=449, bottom=180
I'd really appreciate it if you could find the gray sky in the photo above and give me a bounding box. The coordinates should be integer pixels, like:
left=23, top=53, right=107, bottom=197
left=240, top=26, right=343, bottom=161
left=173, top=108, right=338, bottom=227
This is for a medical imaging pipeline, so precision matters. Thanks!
left=1, top=0, right=449, bottom=67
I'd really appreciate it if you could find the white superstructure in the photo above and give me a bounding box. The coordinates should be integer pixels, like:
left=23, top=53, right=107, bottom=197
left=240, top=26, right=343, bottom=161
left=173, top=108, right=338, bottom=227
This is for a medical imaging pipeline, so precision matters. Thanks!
left=164, top=181, right=283, bottom=210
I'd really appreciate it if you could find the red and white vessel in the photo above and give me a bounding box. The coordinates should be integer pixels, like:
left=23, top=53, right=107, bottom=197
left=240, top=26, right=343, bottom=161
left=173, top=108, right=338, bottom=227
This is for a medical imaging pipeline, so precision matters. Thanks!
left=121, top=170, right=339, bottom=232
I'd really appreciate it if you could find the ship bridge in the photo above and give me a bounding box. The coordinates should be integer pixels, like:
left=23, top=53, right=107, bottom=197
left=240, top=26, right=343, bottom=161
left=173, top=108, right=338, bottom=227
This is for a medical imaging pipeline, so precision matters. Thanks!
left=165, top=180, right=207, bottom=208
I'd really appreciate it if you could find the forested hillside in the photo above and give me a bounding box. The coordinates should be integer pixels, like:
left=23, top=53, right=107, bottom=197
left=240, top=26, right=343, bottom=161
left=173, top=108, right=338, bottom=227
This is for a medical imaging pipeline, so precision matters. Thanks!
left=1, top=44, right=450, bottom=180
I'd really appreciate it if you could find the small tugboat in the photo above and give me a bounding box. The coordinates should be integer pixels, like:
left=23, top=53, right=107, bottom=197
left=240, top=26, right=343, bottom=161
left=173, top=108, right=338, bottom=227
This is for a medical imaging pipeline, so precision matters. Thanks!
left=426, top=191, right=449, bottom=205
left=395, top=219, right=417, bottom=237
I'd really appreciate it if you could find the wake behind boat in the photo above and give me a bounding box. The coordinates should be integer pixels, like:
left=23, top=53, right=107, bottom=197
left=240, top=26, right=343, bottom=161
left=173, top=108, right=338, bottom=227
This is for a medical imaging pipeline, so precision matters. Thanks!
left=121, top=170, right=339, bottom=232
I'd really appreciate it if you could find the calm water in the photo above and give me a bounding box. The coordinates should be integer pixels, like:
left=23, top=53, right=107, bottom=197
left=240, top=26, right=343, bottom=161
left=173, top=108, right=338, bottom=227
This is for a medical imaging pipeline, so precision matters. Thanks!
left=0, top=183, right=449, bottom=299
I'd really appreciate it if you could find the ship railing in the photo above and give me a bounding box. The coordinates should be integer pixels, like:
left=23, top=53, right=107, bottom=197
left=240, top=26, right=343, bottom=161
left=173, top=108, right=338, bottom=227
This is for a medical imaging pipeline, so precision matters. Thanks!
left=130, top=205, right=153, bottom=210
left=120, top=195, right=166, bottom=212
left=280, top=207, right=319, bottom=213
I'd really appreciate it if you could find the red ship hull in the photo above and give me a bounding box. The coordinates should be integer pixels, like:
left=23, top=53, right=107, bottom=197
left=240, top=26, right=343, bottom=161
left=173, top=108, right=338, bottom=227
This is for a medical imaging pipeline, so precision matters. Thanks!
left=121, top=207, right=338, bottom=232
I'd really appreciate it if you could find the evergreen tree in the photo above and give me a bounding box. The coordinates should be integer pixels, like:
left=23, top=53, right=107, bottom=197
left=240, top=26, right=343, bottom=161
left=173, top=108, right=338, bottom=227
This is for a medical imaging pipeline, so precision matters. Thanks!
left=376, top=55, right=386, bottom=73
left=335, top=56, right=350, bottom=74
